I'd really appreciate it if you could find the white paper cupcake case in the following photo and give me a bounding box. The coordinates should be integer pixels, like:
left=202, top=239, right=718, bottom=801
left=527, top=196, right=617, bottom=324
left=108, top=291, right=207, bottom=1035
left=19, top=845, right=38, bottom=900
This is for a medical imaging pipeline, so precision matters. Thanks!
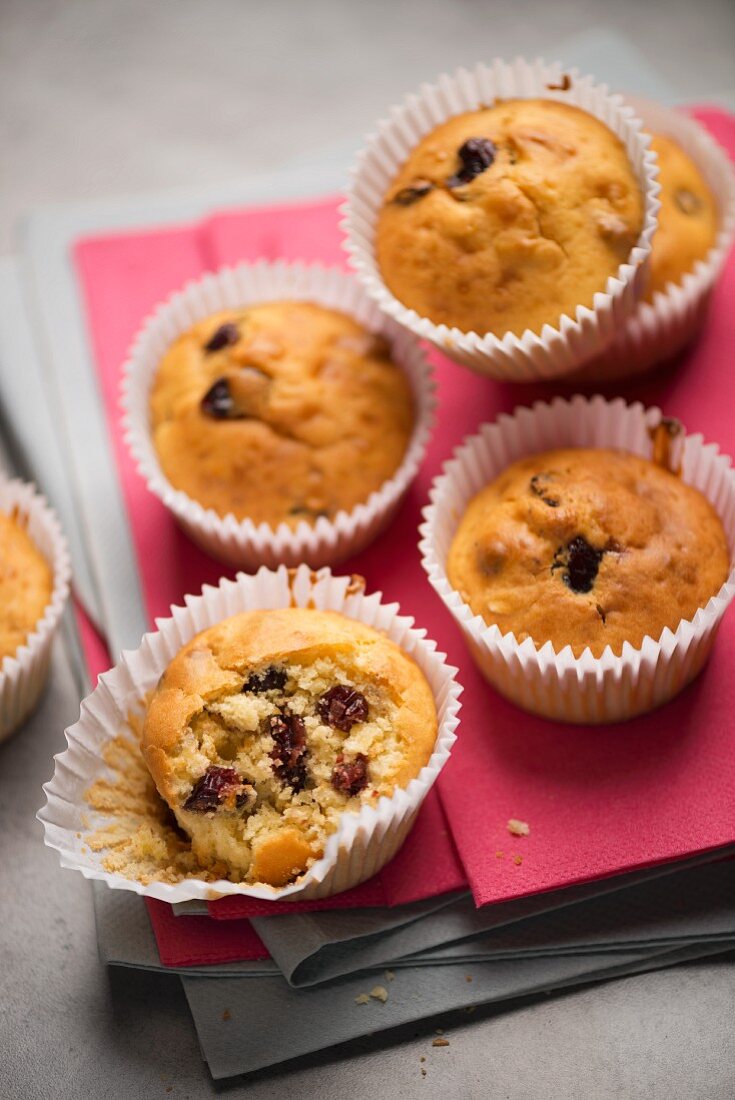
left=0, top=474, right=71, bottom=741
left=121, top=261, right=436, bottom=570
left=341, top=57, right=660, bottom=382
left=419, top=396, right=735, bottom=724
left=38, top=565, right=462, bottom=903
left=573, top=99, right=735, bottom=382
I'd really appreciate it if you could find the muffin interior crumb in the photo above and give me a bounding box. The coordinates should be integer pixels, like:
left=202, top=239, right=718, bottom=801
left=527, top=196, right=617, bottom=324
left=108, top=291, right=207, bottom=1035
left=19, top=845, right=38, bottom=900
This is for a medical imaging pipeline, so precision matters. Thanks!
left=85, top=717, right=225, bottom=886
left=166, top=657, right=404, bottom=883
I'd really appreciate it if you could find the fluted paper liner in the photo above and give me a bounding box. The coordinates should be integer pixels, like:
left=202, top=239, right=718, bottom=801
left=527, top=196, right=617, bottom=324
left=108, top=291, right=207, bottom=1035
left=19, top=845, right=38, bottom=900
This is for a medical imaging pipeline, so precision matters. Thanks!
left=39, top=566, right=461, bottom=903
left=574, top=99, right=735, bottom=382
left=0, top=474, right=71, bottom=740
left=419, top=396, right=735, bottom=723
left=341, top=57, right=660, bottom=381
left=121, top=261, right=435, bottom=569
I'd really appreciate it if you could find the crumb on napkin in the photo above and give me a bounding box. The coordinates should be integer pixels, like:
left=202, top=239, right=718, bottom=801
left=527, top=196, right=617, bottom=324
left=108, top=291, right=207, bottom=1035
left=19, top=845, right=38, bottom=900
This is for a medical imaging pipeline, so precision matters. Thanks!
left=507, top=818, right=530, bottom=837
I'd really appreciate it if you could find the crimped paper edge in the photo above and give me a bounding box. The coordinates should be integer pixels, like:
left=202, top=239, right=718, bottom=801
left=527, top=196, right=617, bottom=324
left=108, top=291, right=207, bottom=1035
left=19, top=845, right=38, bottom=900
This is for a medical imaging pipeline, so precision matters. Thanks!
left=0, top=474, right=71, bottom=740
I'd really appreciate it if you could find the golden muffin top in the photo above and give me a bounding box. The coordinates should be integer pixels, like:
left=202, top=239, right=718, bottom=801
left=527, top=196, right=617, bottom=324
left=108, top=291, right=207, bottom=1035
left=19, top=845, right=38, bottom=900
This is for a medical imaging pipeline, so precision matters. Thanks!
left=376, top=99, right=644, bottom=338
left=447, top=447, right=730, bottom=658
left=0, top=509, right=53, bottom=663
left=150, top=301, right=415, bottom=527
left=645, top=132, right=718, bottom=300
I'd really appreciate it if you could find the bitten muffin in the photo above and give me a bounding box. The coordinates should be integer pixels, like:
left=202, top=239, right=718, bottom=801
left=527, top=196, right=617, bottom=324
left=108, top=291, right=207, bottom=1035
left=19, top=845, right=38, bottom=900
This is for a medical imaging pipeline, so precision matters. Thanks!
left=375, top=99, right=644, bottom=337
left=149, top=301, right=415, bottom=526
left=645, top=133, right=718, bottom=300
left=447, top=448, right=730, bottom=657
left=0, top=509, right=53, bottom=664
left=142, top=608, right=437, bottom=887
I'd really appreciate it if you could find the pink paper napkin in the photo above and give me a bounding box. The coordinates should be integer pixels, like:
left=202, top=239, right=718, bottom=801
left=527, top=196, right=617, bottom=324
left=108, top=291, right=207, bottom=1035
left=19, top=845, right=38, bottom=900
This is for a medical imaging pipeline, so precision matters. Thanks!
left=73, top=110, right=735, bottom=944
left=145, top=899, right=270, bottom=966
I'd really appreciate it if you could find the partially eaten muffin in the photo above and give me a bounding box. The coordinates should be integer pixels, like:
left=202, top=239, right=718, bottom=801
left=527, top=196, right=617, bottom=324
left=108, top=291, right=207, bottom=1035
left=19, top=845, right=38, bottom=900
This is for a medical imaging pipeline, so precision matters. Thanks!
left=142, top=608, right=438, bottom=887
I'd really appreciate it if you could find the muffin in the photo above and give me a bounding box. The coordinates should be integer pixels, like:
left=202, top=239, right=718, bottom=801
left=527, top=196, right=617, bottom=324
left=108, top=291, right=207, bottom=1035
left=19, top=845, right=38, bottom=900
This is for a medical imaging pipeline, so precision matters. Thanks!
left=149, top=300, right=415, bottom=526
left=0, top=508, right=53, bottom=664
left=645, top=132, right=718, bottom=300
left=142, top=607, right=438, bottom=887
left=375, top=98, right=644, bottom=338
left=446, top=448, right=730, bottom=658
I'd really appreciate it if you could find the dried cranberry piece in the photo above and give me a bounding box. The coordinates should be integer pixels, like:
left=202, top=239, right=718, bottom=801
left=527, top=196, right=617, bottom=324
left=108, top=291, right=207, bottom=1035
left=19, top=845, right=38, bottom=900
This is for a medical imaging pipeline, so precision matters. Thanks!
left=269, top=712, right=308, bottom=791
left=204, top=322, right=239, bottom=352
left=552, top=536, right=604, bottom=594
left=392, top=180, right=433, bottom=205
left=331, top=753, right=369, bottom=796
left=446, top=137, right=497, bottom=187
left=200, top=377, right=248, bottom=419
left=317, top=685, right=369, bottom=732
left=243, top=666, right=287, bottom=694
left=529, top=474, right=559, bottom=508
left=183, top=766, right=252, bottom=813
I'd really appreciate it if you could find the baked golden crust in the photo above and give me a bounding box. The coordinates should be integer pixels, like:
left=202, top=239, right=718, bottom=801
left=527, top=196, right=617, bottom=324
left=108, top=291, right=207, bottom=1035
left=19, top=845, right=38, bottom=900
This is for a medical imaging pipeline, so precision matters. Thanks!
left=142, top=608, right=437, bottom=886
left=375, top=99, right=644, bottom=338
left=447, top=448, right=730, bottom=658
left=149, top=301, right=414, bottom=526
left=645, top=133, right=718, bottom=300
left=0, top=509, right=53, bottom=663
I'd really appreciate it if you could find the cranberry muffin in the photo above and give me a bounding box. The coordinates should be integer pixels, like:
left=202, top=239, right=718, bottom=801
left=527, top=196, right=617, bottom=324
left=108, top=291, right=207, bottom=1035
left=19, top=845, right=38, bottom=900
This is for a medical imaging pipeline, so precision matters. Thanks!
left=149, top=301, right=414, bottom=526
left=0, top=509, right=53, bottom=664
left=142, top=608, right=438, bottom=887
left=375, top=99, right=644, bottom=338
left=645, top=133, right=718, bottom=300
left=447, top=448, right=730, bottom=657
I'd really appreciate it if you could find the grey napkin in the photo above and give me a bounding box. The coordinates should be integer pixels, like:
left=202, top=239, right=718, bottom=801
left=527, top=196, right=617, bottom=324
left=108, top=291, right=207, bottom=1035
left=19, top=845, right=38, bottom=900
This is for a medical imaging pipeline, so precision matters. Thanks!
left=92, top=857, right=735, bottom=984
left=251, top=851, right=735, bottom=986
left=0, top=256, right=106, bottom=636
left=93, top=883, right=279, bottom=977
left=181, top=941, right=733, bottom=1080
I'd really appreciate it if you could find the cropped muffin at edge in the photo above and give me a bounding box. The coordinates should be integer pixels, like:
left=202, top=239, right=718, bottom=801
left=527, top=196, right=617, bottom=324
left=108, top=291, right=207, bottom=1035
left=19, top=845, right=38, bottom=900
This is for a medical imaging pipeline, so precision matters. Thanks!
left=446, top=448, right=730, bottom=658
left=0, top=509, right=53, bottom=664
left=149, top=301, right=415, bottom=527
left=142, top=608, right=438, bottom=887
left=375, top=98, right=644, bottom=338
left=644, top=133, right=718, bottom=300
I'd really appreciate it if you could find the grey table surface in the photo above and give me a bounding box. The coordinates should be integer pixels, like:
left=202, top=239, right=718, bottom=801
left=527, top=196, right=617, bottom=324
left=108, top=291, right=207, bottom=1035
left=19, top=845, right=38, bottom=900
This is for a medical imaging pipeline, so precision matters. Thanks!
left=1, top=1, right=735, bottom=1097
